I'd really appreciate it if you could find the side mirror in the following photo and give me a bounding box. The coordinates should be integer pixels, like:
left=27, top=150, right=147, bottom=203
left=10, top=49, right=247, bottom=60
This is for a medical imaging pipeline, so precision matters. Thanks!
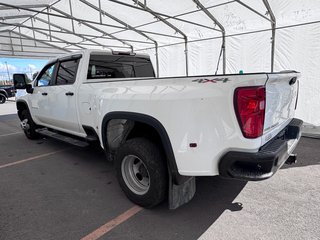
left=13, top=74, right=27, bottom=89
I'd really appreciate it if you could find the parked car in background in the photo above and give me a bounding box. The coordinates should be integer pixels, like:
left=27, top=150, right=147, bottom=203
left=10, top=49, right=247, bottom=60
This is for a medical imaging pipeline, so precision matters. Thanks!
left=0, top=85, right=15, bottom=104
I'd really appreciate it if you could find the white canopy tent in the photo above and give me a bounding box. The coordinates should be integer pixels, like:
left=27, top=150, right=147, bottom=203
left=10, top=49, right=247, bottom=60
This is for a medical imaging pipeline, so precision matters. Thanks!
left=0, top=0, right=319, bottom=126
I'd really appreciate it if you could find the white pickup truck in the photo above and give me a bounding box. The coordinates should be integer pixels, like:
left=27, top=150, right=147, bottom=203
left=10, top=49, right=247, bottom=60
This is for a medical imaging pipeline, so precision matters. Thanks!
left=14, top=50, right=302, bottom=209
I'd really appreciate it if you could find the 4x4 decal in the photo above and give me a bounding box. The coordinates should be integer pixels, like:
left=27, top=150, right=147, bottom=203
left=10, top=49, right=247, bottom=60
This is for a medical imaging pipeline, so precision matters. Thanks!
left=192, top=78, right=230, bottom=83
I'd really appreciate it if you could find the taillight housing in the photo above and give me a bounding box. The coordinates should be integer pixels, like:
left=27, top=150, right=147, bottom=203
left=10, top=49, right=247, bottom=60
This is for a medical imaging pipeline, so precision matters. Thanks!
left=234, top=86, right=266, bottom=138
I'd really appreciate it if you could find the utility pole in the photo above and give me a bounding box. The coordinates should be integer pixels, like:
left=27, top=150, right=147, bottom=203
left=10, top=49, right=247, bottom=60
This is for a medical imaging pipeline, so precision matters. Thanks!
left=4, top=61, right=11, bottom=84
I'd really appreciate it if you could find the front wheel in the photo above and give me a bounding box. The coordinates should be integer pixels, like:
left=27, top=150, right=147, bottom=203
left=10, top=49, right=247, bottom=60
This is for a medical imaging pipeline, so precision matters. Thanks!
left=20, top=109, right=39, bottom=140
left=0, top=94, right=6, bottom=104
left=115, top=138, right=168, bottom=208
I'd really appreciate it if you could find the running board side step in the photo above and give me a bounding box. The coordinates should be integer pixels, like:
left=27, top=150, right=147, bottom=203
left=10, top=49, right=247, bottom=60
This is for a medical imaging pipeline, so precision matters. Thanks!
left=35, top=128, right=90, bottom=147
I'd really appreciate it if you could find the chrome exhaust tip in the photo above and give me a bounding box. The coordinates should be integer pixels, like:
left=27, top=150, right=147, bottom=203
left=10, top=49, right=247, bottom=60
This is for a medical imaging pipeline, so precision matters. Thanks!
left=285, top=154, right=297, bottom=165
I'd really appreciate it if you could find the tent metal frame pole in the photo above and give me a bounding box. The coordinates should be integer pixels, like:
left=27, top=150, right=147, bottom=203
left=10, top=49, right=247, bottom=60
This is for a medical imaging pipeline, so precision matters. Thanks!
left=68, top=0, right=75, bottom=33
left=98, top=0, right=103, bottom=24
left=0, top=22, right=85, bottom=50
left=137, top=20, right=312, bottom=53
left=262, top=0, right=276, bottom=72
left=0, top=33, right=132, bottom=49
left=18, top=27, right=23, bottom=51
left=0, top=49, right=68, bottom=55
left=11, top=30, right=71, bottom=53
left=5, top=0, right=63, bottom=34
left=193, top=0, right=226, bottom=74
left=234, top=0, right=276, bottom=72
left=134, top=0, right=189, bottom=76
left=0, top=42, right=81, bottom=51
left=0, top=16, right=156, bottom=45
left=0, top=4, right=49, bottom=10
left=51, top=7, right=134, bottom=52
left=34, top=17, right=112, bottom=50
left=8, top=31, right=14, bottom=55
left=5, top=0, right=65, bottom=52
left=47, top=7, right=52, bottom=41
left=0, top=15, right=32, bottom=20
left=31, top=28, right=85, bottom=50
left=109, top=0, right=221, bottom=32
left=30, top=18, right=37, bottom=47
left=235, top=1, right=273, bottom=23
left=0, top=53, right=59, bottom=59
left=112, top=0, right=235, bottom=35
left=0, top=3, right=183, bottom=40
left=79, top=0, right=159, bottom=76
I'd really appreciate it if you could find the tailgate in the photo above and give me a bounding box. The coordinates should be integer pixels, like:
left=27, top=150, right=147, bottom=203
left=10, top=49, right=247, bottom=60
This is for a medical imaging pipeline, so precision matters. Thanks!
left=262, top=72, right=300, bottom=144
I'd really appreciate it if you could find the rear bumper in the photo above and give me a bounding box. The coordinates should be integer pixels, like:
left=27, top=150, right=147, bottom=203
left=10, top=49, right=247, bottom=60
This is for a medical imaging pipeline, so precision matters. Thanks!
left=219, top=118, right=303, bottom=181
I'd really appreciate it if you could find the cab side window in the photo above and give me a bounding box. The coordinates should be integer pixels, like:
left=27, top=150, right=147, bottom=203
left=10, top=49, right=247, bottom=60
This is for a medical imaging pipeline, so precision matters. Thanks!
left=36, top=63, right=56, bottom=87
left=56, top=59, right=79, bottom=85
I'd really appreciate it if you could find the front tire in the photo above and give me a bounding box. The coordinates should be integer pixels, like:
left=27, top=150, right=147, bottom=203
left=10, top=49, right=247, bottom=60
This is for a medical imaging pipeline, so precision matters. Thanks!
left=115, top=138, right=168, bottom=208
left=21, top=109, right=39, bottom=140
left=0, top=94, right=6, bottom=104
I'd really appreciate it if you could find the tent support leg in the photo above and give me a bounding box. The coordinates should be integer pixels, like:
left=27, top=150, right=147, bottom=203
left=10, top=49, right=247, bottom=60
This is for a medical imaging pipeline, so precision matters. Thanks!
left=222, top=32, right=226, bottom=74
left=47, top=7, right=52, bottom=41
left=18, top=27, right=23, bottom=52
left=155, top=42, right=159, bottom=77
left=9, top=31, right=14, bottom=55
left=185, top=41, right=189, bottom=76
left=68, top=0, right=75, bottom=33
left=30, top=18, right=37, bottom=47
left=193, top=0, right=226, bottom=74
left=271, top=25, right=276, bottom=72
left=134, top=0, right=189, bottom=76
left=262, top=0, right=276, bottom=73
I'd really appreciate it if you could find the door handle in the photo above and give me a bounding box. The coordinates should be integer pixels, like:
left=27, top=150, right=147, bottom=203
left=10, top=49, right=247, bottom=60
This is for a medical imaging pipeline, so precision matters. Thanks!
left=65, top=92, right=74, bottom=96
left=42, top=92, right=48, bottom=96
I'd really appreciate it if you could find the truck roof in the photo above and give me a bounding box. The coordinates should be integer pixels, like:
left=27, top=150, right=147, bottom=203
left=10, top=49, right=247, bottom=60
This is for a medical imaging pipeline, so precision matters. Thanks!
left=48, top=49, right=150, bottom=65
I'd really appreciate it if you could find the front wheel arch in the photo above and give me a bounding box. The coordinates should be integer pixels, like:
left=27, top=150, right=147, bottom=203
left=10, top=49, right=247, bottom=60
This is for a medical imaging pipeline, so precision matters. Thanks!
left=0, top=93, right=6, bottom=104
left=16, top=100, right=29, bottom=120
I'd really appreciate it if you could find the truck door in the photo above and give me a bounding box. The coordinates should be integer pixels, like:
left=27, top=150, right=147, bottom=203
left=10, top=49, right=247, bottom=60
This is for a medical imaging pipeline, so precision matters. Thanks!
left=31, top=62, right=57, bottom=125
left=45, top=56, right=81, bottom=133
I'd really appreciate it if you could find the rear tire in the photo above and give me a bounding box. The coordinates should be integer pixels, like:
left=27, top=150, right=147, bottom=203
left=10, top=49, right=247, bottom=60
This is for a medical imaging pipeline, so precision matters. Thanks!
left=21, top=109, right=39, bottom=140
left=115, top=138, right=168, bottom=208
left=0, top=94, right=6, bottom=104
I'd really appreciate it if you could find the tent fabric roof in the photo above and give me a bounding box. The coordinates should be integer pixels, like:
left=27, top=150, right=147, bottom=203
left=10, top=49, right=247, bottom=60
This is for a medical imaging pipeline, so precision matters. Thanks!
left=0, top=0, right=276, bottom=60
left=0, top=0, right=320, bottom=125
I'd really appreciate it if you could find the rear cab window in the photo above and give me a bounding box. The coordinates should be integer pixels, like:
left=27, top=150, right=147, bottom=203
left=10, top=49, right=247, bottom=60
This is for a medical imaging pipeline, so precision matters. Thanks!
left=87, top=54, right=155, bottom=80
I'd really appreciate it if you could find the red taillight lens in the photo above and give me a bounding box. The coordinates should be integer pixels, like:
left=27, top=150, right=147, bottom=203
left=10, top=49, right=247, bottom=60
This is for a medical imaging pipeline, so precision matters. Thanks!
left=234, top=86, right=266, bottom=138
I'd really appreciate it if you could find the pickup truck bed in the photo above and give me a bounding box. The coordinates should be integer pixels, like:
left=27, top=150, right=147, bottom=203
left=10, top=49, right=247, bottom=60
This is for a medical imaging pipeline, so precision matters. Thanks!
left=14, top=50, right=302, bottom=209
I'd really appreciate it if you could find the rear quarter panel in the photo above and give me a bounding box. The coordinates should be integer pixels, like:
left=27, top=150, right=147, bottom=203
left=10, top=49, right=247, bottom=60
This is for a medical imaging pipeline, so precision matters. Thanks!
left=79, top=74, right=268, bottom=176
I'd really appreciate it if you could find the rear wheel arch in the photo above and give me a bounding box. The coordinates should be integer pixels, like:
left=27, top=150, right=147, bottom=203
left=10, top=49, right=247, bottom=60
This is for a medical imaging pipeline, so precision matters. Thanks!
left=101, top=112, right=180, bottom=183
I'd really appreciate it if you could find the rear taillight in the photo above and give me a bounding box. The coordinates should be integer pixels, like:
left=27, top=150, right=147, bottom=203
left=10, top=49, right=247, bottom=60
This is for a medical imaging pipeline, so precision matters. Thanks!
left=234, top=86, right=266, bottom=138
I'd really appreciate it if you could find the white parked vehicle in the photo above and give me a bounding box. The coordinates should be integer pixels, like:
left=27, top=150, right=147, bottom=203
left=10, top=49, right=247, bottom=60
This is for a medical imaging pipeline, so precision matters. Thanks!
left=14, top=50, right=302, bottom=209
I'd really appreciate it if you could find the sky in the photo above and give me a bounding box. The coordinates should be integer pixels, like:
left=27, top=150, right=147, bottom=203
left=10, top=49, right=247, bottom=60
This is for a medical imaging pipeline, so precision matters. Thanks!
left=0, top=58, right=48, bottom=83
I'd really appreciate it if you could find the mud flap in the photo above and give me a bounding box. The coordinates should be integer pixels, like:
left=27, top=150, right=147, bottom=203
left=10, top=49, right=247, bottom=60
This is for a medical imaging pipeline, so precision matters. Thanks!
left=168, top=174, right=196, bottom=210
